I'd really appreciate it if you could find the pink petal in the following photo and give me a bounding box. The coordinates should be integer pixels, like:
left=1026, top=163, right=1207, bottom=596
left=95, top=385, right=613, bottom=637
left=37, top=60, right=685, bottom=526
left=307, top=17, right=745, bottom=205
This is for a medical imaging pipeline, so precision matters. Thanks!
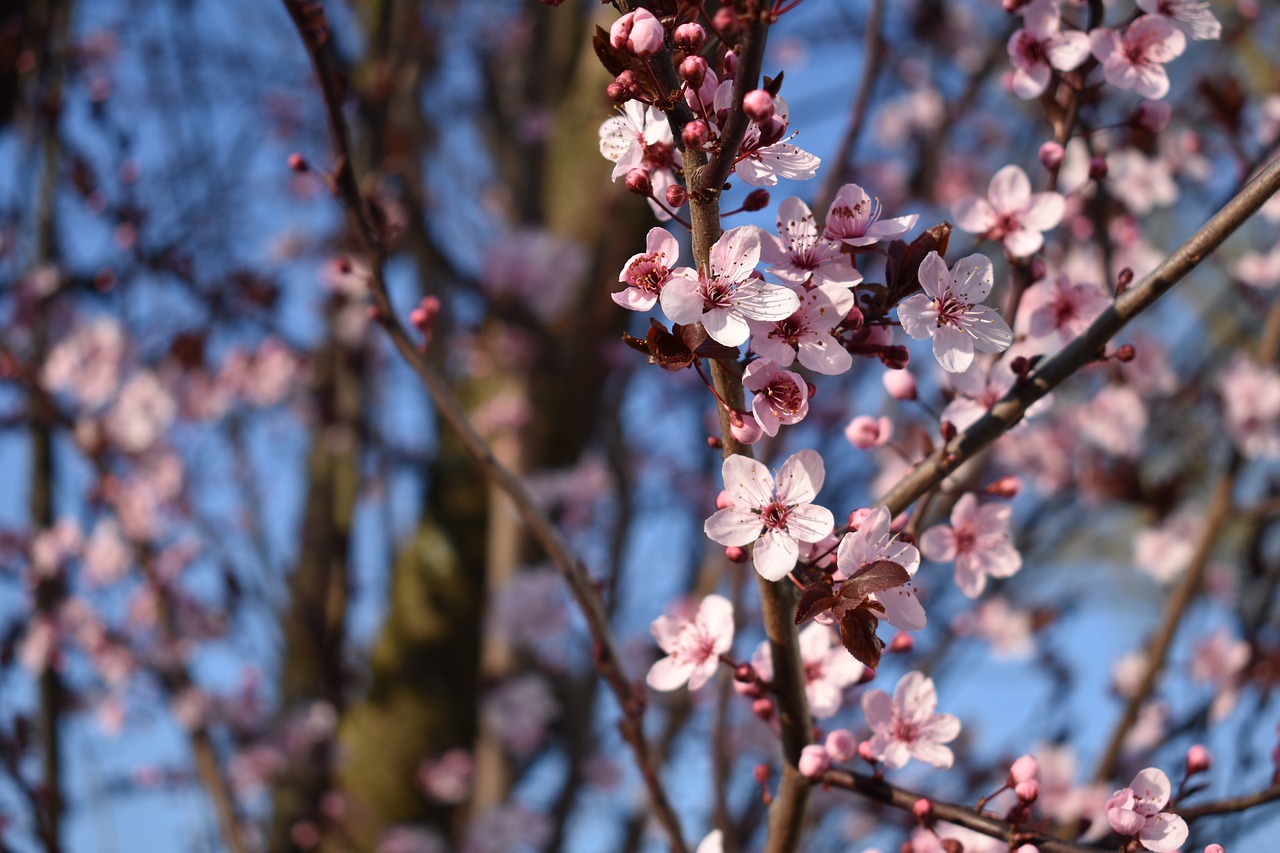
left=736, top=281, right=801, bottom=322
left=933, top=325, right=976, bottom=374
left=1047, top=31, right=1091, bottom=70
left=1139, top=813, right=1189, bottom=852
left=965, top=305, right=1014, bottom=353
left=710, top=226, right=762, bottom=283
left=1130, top=767, right=1172, bottom=810
left=775, top=449, right=825, bottom=503
left=721, top=454, right=773, bottom=507
left=908, top=740, right=955, bottom=769
left=917, top=251, right=953, bottom=299
left=953, top=196, right=998, bottom=234
left=703, top=307, right=751, bottom=347
left=705, top=508, right=763, bottom=547
left=754, top=528, right=799, bottom=581
left=893, top=672, right=938, bottom=724
left=987, top=165, right=1032, bottom=215
left=1002, top=226, right=1046, bottom=258
left=612, top=288, right=658, bottom=311
left=646, top=657, right=695, bottom=691
left=919, top=526, right=957, bottom=562
left=1020, top=191, right=1065, bottom=231
left=950, top=254, right=995, bottom=303
left=697, top=594, right=735, bottom=649
left=954, top=554, right=989, bottom=598
left=867, top=214, right=919, bottom=241
left=797, top=333, right=853, bottom=375
left=776, top=196, right=819, bottom=254
left=1012, top=65, right=1051, bottom=99
left=658, top=274, right=706, bottom=325
left=861, top=689, right=893, bottom=730
left=877, top=586, right=927, bottom=631
left=786, top=503, right=836, bottom=543
left=896, top=294, right=936, bottom=341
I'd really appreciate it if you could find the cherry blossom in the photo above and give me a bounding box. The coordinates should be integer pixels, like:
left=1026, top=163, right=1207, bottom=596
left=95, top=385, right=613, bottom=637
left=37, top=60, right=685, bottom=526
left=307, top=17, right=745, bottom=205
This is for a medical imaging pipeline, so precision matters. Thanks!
left=481, top=675, right=559, bottom=758
left=41, top=316, right=125, bottom=409
left=660, top=226, right=799, bottom=347
left=105, top=371, right=177, bottom=454
left=920, top=493, right=1022, bottom=598
left=822, top=183, right=918, bottom=248
left=953, top=165, right=1065, bottom=256
left=897, top=251, right=1013, bottom=373
left=704, top=450, right=835, bottom=581
left=747, top=284, right=854, bottom=375
left=1006, top=0, right=1092, bottom=99
left=1076, top=384, right=1148, bottom=458
left=1090, top=17, right=1186, bottom=101
left=742, top=358, right=810, bottom=436
left=752, top=622, right=865, bottom=718
left=609, top=8, right=664, bottom=56
left=1104, top=767, right=1189, bottom=852
left=1217, top=353, right=1280, bottom=458
left=759, top=196, right=862, bottom=288
left=1022, top=275, right=1110, bottom=346
left=1136, top=0, right=1222, bottom=41
left=951, top=597, right=1035, bottom=659
left=712, top=83, right=820, bottom=186
left=614, top=227, right=680, bottom=310
left=598, top=101, right=682, bottom=221
left=845, top=415, right=892, bottom=449
left=861, top=671, right=961, bottom=769
left=1235, top=245, right=1280, bottom=289
left=831, top=506, right=926, bottom=631
left=646, top=594, right=734, bottom=691
left=1189, top=628, right=1250, bottom=721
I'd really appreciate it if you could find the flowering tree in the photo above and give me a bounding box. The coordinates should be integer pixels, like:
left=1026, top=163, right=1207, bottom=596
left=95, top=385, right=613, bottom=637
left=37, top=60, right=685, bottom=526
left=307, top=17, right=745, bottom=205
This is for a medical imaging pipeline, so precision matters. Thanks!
left=3, top=1, right=1280, bottom=852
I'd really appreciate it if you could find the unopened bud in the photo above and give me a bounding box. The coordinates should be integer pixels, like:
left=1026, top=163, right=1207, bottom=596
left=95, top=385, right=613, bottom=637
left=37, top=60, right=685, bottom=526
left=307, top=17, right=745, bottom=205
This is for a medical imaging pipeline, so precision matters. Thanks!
left=728, top=408, right=764, bottom=445
left=734, top=663, right=756, bottom=683
left=1028, top=256, right=1047, bottom=282
left=606, top=81, right=629, bottom=103
left=674, top=22, right=706, bottom=51
left=985, top=475, right=1022, bottom=498
left=883, top=369, right=917, bottom=400
left=680, top=55, right=707, bottom=87
left=913, top=798, right=932, bottom=820
left=825, top=729, right=857, bottom=763
left=752, top=697, right=774, bottom=721
left=625, top=168, right=652, bottom=196
left=682, top=119, right=710, bottom=150
left=940, top=839, right=964, bottom=853
left=1187, top=744, right=1212, bottom=775
left=666, top=184, right=687, bottom=208
left=742, top=188, right=771, bottom=212
left=940, top=420, right=957, bottom=442
left=844, top=303, right=865, bottom=330
left=713, top=8, right=738, bottom=38
left=722, top=50, right=738, bottom=77
left=715, top=489, right=734, bottom=510
left=1115, top=344, right=1136, bottom=363
left=806, top=381, right=817, bottom=399
left=1088, top=155, right=1108, bottom=181
left=1117, top=267, right=1134, bottom=293
left=1038, top=141, right=1064, bottom=172
left=725, top=545, right=748, bottom=563
left=743, top=89, right=775, bottom=123
left=1010, top=754, right=1040, bottom=784
left=879, top=345, right=910, bottom=370
left=753, top=763, right=770, bottom=785
left=1015, top=779, right=1040, bottom=803
left=706, top=435, right=722, bottom=449
left=1010, top=356, right=1031, bottom=376
left=798, top=744, right=831, bottom=779
left=888, top=632, right=914, bottom=653
left=858, top=740, right=877, bottom=764
left=287, top=152, right=308, bottom=172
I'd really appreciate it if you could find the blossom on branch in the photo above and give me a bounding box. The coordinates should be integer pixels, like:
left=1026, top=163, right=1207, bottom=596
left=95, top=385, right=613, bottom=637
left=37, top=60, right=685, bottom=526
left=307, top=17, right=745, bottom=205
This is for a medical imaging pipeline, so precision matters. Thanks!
left=953, top=165, right=1064, bottom=256
left=920, top=493, right=1022, bottom=598
left=861, top=671, right=961, bottom=769
left=743, top=358, right=810, bottom=436
left=646, top=594, right=734, bottom=692
left=1104, top=767, right=1189, bottom=852
left=822, top=183, right=917, bottom=247
left=759, top=196, right=862, bottom=288
left=613, top=227, right=680, bottom=311
left=1090, top=17, right=1186, bottom=100
left=1006, top=0, right=1091, bottom=99
left=897, top=251, right=1013, bottom=373
left=704, top=450, right=835, bottom=581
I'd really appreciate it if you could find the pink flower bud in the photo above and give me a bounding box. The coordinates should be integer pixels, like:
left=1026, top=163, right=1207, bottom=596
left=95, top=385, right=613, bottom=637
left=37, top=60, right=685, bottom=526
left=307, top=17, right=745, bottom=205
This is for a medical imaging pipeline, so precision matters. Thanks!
left=722, top=49, right=738, bottom=77
left=1134, top=100, right=1172, bottom=133
left=752, top=697, right=774, bottom=721
left=606, top=81, right=629, bottom=103
left=1015, top=779, right=1039, bottom=803
left=1187, top=744, right=1212, bottom=775
left=666, top=184, right=687, bottom=208
left=610, top=9, right=664, bottom=57
left=1009, top=754, right=1040, bottom=784
left=1088, top=155, right=1108, bottom=181
left=712, top=8, right=738, bottom=37
left=287, top=152, right=308, bottom=172
left=798, top=744, right=831, bottom=779
left=879, top=345, right=910, bottom=370
left=847, top=507, right=873, bottom=531
left=825, top=729, right=857, bottom=763
left=728, top=409, right=764, bottom=445
left=742, top=188, right=771, bottom=212
left=845, top=415, right=891, bottom=450
left=844, top=303, right=865, bottom=330
left=743, top=89, right=775, bottom=124
left=733, top=677, right=762, bottom=699
left=1115, top=344, right=1136, bottom=362
left=883, top=370, right=917, bottom=401
left=674, top=22, right=706, bottom=51
left=680, top=55, right=707, bottom=87
left=858, top=740, right=876, bottom=764
left=1038, top=141, right=1064, bottom=172
left=682, top=119, right=710, bottom=150
left=888, top=632, right=914, bottom=653
left=1204, top=845, right=1225, bottom=853
left=725, top=545, right=748, bottom=564
left=1015, top=846, right=1041, bottom=853
left=1028, top=255, right=1047, bottom=282
left=913, top=798, right=932, bottom=820
left=625, top=168, right=652, bottom=196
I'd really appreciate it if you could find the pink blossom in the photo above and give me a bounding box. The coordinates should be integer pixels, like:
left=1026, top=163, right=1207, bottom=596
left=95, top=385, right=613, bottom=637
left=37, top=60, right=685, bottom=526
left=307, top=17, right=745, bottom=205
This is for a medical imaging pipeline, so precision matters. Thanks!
left=953, top=165, right=1064, bottom=256
left=742, top=358, right=809, bottom=436
left=1136, top=0, right=1221, bottom=41
left=660, top=226, right=799, bottom=347
left=845, top=415, right=892, bottom=450
left=897, top=252, right=1013, bottom=373
left=695, top=830, right=723, bottom=853
left=822, top=183, right=918, bottom=247
left=1218, top=353, right=1280, bottom=458
left=1090, top=17, right=1186, bottom=100
left=920, top=493, right=1022, bottom=598
left=1235, top=245, right=1280, bottom=289
left=1190, top=628, right=1249, bottom=721
left=712, top=84, right=820, bottom=186
left=1077, top=384, right=1148, bottom=458
left=1105, top=768, right=1188, bottom=852
left=1133, top=511, right=1200, bottom=584
left=1023, top=275, right=1109, bottom=346
left=752, top=623, right=864, bottom=718
left=1106, top=150, right=1179, bottom=215
left=646, top=594, right=734, bottom=691
left=799, top=744, right=832, bottom=778
left=614, top=227, right=680, bottom=310
left=759, top=196, right=862, bottom=288
left=105, top=372, right=177, bottom=454
left=952, top=596, right=1035, bottom=659
left=83, top=519, right=130, bottom=586
left=609, top=8, right=664, bottom=57
left=1006, top=0, right=1092, bottom=99
left=418, top=749, right=473, bottom=804
left=482, top=228, right=587, bottom=323
left=861, top=671, right=961, bottom=769
left=826, top=728, right=857, bottom=762
left=831, top=506, right=926, bottom=631
left=705, top=450, right=835, bottom=581
left=598, top=101, right=682, bottom=221
left=41, top=316, right=125, bottom=409
left=747, top=283, right=854, bottom=375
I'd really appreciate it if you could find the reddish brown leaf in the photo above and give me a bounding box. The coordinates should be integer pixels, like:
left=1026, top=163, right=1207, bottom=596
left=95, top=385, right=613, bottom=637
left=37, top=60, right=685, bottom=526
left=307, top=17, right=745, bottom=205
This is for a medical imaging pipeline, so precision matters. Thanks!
left=839, top=607, right=885, bottom=670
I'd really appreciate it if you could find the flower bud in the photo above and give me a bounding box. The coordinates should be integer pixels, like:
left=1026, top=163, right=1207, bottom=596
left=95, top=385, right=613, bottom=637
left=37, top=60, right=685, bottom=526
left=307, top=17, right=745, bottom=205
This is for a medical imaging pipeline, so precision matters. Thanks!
left=706, top=435, right=722, bottom=450
left=1038, top=141, right=1064, bottom=172
left=1203, top=845, right=1225, bottom=853
left=798, top=744, right=831, bottom=779
left=1134, top=100, right=1172, bottom=133
left=984, top=475, right=1022, bottom=498
left=940, top=420, right=957, bottom=442
left=610, top=8, right=664, bottom=57
left=605, top=81, right=629, bottom=103
left=666, top=184, right=687, bottom=208
left=715, top=489, right=733, bottom=510
left=734, top=663, right=756, bottom=683
left=1088, top=155, right=1108, bottom=181
left=729, top=409, right=764, bottom=445
left=1027, top=255, right=1047, bottom=282
left=825, top=729, right=857, bottom=763
left=1116, top=267, right=1134, bottom=293
left=940, top=839, right=964, bottom=853
left=722, top=49, right=738, bottom=77
left=879, top=345, right=910, bottom=370
left=913, top=798, right=932, bottom=820
left=680, top=55, right=707, bottom=87
left=625, top=168, right=652, bottom=196
left=743, top=89, right=775, bottom=123
left=1115, top=344, right=1136, bottom=363
left=858, top=740, right=877, bottom=764
left=845, top=415, right=891, bottom=450
left=725, top=545, right=748, bottom=563
left=287, top=152, right=308, bottom=172
left=1187, top=744, right=1212, bottom=775
left=883, top=369, right=918, bottom=400
left=712, top=8, right=738, bottom=38
left=674, top=22, right=706, bottom=51
left=1010, top=754, right=1040, bottom=784
left=1015, top=779, right=1040, bottom=804
left=682, top=119, right=710, bottom=150
left=742, top=188, right=771, bottom=212
left=752, top=697, right=774, bottom=721
left=844, top=303, right=865, bottom=330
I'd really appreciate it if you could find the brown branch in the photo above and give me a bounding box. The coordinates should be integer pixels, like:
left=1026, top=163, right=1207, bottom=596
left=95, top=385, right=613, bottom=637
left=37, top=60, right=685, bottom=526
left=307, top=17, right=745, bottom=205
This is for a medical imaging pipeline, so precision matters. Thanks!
left=878, top=155, right=1280, bottom=517
left=821, top=768, right=1113, bottom=853
left=281, top=4, right=688, bottom=850
left=1180, top=783, right=1280, bottom=821
left=697, top=11, right=772, bottom=198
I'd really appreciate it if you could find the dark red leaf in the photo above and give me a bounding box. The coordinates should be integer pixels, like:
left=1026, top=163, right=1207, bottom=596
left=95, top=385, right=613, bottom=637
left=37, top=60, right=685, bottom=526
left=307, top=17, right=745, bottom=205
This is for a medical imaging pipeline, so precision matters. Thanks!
left=839, top=607, right=885, bottom=670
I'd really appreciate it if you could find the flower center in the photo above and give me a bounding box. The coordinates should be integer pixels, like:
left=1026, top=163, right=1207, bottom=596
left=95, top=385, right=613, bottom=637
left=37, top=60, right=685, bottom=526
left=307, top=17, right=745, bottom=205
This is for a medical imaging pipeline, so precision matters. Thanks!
left=759, top=498, right=791, bottom=530
left=932, top=292, right=970, bottom=328
left=765, top=378, right=805, bottom=416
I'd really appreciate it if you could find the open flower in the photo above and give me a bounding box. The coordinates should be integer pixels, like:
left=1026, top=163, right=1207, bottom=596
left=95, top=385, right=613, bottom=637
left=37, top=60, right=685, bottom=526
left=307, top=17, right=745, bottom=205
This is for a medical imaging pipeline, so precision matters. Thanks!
left=1007, top=0, right=1092, bottom=99
left=743, top=358, right=809, bottom=436
left=920, top=493, right=1022, bottom=598
left=1090, top=16, right=1186, bottom=100
left=646, top=594, right=734, bottom=692
left=1104, top=768, right=1188, bottom=852
left=897, top=252, right=1013, bottom=373
left=753, top=623, right=865, bottom=719
left=953, top=165, right=1064, bottom=256
left=747, top=284, right=855, bottom=375
left=660, top=226, right=799, bottom=347
left=705, top=450, right=835, bottom=581
left=862, top=671, right=961, bottom=769
left=1136, top=0, right=1220, bottom=42
left=759, top=196, right=862, bottom=288
left=833, top=506, right=925, bottom=632
left=822, top=183, right=918, bottom=247
left=614, top=227, right=680, bottom=311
